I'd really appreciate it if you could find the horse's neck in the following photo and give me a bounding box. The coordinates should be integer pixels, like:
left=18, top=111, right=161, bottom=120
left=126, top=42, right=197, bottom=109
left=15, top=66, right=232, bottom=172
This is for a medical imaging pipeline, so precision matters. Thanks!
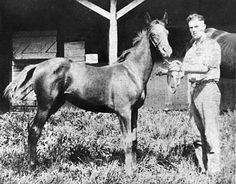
left=125, top=34, right=154, bottom=85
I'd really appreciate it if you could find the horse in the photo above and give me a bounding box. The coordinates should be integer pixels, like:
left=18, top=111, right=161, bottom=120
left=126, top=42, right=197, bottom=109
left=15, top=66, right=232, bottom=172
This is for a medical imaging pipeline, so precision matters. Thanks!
left=4, top=12, right=172, bottom=173
left=205, top=28, right=236, bottom=79
left=156, top=27, right=236, bottom=93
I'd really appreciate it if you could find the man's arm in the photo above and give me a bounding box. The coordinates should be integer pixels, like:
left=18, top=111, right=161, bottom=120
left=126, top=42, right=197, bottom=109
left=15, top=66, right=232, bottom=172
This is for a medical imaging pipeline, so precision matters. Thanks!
left=169, top=40, right=221, bottom=74
left=168, top=60, right=208, bottom=74
left=181, top=62, right=208, bottom=74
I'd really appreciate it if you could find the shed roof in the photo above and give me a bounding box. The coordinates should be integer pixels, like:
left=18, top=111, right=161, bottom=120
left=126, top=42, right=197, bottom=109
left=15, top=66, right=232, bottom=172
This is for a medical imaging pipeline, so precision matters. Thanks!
left=2, top=0, right=236, bottom=31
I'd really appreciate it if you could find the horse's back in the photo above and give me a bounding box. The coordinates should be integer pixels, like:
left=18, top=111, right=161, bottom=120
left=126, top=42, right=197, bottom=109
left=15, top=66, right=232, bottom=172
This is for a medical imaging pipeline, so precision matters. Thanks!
left=206, top=28, right=236, bottom=78
left=63, top=61, right=115, bottom=110
left=64, top=61, right=143, bottom=111
left=37, top=57, right=72, bottom=70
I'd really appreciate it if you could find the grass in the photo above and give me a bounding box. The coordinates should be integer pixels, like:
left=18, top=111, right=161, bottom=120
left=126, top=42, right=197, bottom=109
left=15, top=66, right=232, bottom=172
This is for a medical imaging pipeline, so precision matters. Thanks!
left=0, top=106, right=235, bottom=184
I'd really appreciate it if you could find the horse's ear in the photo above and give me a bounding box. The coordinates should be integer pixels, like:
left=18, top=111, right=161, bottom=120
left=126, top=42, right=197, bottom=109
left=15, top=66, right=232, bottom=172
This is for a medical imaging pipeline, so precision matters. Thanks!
left=161, top=10, right=168, bottom=25
left=144, top=12, right=152, bottom=25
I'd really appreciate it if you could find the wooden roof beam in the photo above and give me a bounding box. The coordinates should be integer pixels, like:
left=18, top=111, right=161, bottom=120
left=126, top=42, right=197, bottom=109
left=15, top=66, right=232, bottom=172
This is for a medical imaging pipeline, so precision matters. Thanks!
left=75, top=0, right=110, bottom=20
left=75, top=0, right=146, bottom=64
left=109, top=0, right=117, bottom=63
left=117, top=0, right=145, bottom=19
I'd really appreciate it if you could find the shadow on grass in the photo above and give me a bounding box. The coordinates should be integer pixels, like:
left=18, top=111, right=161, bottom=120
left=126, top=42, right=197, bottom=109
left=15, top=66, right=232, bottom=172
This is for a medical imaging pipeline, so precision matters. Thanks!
left=69, top=145, right=125, bottom=166
left=168, top=142, right=200, bottom=170
left=67, top=144, right=197, bottom=170
left=5, top=142, right=199, bottom=174
left=67, top=145, right=177, bottom=169
left=45, top=142, right=198, bottom=169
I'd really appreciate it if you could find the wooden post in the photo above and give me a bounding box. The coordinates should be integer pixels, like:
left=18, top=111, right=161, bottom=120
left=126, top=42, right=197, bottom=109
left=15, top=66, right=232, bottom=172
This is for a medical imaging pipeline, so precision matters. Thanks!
left=75, top=0, right=145, bottom=65
left=75, top=0, right=110, bottom=19
left=117, top=0, right=145, bottom=19
left=109, top=0, right=117, bottom=64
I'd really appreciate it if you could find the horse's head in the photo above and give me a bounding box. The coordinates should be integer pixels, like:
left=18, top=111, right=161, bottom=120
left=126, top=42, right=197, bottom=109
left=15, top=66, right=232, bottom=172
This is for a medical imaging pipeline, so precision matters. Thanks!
left=146, top=12, right=173, bottom=58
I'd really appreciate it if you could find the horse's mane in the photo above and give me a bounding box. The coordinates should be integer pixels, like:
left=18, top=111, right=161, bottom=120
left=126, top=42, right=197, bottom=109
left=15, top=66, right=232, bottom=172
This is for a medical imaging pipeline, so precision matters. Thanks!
left=117, top=30, right=149, bottom=63
left=132, top=30, right=148, bottom=46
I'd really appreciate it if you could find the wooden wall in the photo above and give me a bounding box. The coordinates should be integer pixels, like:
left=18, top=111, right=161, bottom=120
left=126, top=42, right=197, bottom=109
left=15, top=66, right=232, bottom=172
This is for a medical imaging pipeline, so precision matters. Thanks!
left=10, top=31, right=57, bottom=107
left=0, top=17, right=11, bottom=113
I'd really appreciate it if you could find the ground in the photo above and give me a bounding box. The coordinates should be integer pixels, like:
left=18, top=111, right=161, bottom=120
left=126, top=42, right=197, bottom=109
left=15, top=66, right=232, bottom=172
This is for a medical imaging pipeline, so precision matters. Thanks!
left=0, top=106, right=235, bottom=184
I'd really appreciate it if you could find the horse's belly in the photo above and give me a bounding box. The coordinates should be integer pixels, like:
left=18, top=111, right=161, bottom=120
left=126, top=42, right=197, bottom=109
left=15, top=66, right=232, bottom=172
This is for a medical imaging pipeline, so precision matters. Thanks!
left=65, top=92, right=114, bottom=113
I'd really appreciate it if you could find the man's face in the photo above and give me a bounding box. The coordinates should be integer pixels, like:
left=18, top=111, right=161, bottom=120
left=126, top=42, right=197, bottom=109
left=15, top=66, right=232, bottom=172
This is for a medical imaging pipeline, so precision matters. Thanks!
left=188, top=19, right=206, bottom=40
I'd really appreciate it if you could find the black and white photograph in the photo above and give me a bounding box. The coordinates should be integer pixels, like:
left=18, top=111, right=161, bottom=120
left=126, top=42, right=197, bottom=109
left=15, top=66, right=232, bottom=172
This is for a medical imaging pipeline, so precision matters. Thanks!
left=0, top=0, right=235, bottom=183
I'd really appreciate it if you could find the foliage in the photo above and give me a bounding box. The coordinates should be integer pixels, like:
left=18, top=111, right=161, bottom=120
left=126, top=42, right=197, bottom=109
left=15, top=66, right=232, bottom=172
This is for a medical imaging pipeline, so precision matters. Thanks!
left=0, top=106, right=235, bottom=184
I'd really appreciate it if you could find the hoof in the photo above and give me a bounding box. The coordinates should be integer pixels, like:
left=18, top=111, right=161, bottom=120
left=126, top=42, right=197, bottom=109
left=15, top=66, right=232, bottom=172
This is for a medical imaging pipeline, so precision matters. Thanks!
left=124, top=163, right=137, bottom=176
left=125, top=167, right=134, bottom=176
left=29, top=161, right=37, bottom=171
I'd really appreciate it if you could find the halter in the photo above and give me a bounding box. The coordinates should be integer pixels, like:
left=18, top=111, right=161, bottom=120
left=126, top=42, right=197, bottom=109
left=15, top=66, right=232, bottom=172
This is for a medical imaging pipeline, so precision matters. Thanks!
left=149, top=23, right=180, bottom=94
left=150, top=34, right=161, bottom=48
left=149, top=19, right=166, bottom=49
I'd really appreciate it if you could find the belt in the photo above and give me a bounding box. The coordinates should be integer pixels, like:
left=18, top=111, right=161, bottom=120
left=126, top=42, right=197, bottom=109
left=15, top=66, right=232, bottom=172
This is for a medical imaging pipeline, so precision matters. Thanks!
left=190, top=79, right=217, bottom=88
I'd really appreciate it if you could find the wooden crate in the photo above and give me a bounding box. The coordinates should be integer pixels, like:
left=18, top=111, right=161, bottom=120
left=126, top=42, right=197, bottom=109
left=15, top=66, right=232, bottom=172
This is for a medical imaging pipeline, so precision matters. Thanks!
left=64, top=41, right=85, bottom=62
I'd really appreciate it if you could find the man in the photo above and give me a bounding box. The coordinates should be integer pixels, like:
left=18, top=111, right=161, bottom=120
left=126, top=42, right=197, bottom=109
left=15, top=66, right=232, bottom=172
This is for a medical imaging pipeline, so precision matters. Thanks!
left=169, top=13, right=222, bottom=174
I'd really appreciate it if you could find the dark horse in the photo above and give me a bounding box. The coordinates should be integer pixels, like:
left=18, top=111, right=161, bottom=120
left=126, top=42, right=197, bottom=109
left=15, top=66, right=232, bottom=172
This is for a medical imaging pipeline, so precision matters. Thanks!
left=4, top=13, right=172, bottom=173
left=205, top=28, right=236, bottom=79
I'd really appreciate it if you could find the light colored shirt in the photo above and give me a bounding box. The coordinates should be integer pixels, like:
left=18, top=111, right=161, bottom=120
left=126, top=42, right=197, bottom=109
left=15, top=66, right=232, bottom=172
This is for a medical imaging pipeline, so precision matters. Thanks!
left=183, top=36, right=221, bottom=82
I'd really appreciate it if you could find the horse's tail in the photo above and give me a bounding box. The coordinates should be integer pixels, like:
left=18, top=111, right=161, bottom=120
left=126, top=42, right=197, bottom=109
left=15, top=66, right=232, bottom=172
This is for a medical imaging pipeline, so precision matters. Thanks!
left=4, top=64, right=38, bottom=102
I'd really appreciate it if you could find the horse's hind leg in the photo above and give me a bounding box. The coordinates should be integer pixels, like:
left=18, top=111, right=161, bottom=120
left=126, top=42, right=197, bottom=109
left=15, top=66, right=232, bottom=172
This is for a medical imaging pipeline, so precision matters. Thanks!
left=28, top=108, right=50, bottom=169
left=28, top=96, right=65, bottom=169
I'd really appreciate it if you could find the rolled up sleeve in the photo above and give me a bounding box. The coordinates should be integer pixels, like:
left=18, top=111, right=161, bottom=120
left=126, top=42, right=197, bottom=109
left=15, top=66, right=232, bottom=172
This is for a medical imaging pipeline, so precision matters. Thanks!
left=202, top=41, right=221, bottom=69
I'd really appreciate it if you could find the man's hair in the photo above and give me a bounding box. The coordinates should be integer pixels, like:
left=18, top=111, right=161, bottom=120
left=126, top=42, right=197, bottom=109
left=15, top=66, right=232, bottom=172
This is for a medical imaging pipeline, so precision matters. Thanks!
left=186, top=13, right=205, bottom=23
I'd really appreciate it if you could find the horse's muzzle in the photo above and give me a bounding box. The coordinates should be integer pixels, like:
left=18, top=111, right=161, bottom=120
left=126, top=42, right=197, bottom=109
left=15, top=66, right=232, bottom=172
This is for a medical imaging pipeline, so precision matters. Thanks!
left=158, top=45, right=172, bottom=58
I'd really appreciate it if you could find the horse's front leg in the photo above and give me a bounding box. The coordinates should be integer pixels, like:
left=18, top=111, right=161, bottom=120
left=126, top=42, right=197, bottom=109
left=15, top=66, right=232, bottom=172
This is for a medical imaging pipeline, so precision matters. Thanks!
left=118, top=108, right=138, bottom=174
left=28, top=109, right=48, bottom=169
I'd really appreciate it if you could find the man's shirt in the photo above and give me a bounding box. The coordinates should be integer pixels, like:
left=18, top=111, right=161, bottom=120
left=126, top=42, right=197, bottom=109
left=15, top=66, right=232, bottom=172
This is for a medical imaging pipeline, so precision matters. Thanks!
left=183, top=35, right=221, bottom=82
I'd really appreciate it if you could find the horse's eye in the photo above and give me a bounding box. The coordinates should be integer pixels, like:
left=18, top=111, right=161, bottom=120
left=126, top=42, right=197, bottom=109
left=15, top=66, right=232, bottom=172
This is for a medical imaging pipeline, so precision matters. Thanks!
left=151, top=33, right=159, bottom=38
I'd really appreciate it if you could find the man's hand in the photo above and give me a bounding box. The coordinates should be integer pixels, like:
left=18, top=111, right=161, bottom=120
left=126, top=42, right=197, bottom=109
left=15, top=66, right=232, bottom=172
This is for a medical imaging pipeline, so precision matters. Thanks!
left=155, top=67, right=169, bottom=76
left=168, top=60, right=182, bottom=72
